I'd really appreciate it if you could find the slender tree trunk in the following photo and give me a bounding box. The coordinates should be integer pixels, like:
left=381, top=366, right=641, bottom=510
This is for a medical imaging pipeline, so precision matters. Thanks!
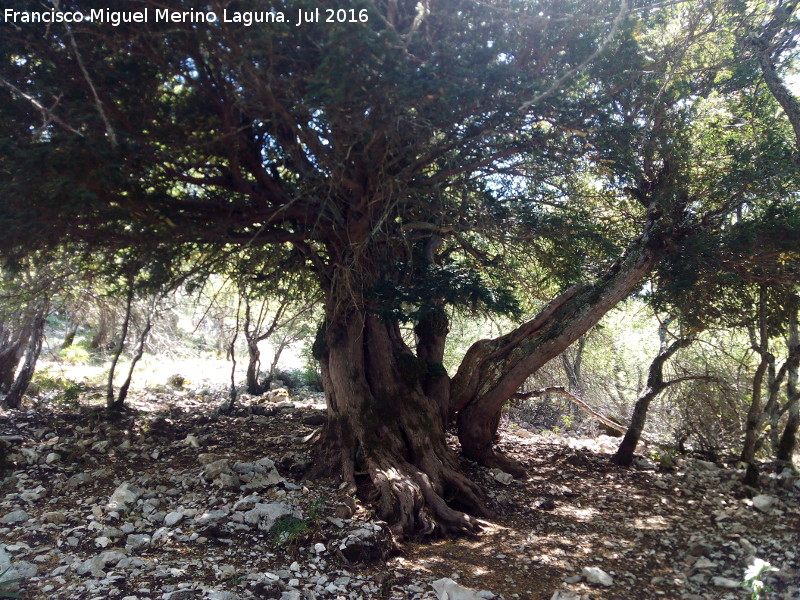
left=61, top=322, right=79, bottom=349
left=777, top=299, right=799, bottom=464
left=110, top=296, right=156, bottom=411
left=245, top=339, right=263, bottom=394
left=3, top=303, right=47, bottom=409
left=561, top=335, right=586, bottom=422
left=753, top=5, right=800, bottom=165
left=611, top=335, right=694, bottom=466
left=89, top=310, right=109, bottom=350
left=741, top=287, right=771, bottom=486
left=221, top=295, right=242, bottom=415
left=106, top=279, right=134, bottom=410
left=267, top=336, right=290, bottom=381
left=242, top=297, right=263, bottom=395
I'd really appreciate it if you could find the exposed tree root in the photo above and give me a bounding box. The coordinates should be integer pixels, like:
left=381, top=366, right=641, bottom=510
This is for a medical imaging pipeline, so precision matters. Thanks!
left=307, top=419, right=491, bottom=539
left=366, top=449, right=488, bottom=538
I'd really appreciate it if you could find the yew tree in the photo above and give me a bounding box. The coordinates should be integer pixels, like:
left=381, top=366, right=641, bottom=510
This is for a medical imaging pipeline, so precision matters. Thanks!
left=2, top=0, right=798, bottom=535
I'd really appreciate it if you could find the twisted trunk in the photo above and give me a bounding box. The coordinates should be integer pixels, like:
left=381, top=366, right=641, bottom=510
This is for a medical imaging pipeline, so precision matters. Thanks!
left=312, top=290, right=487, bottom=538
left=3, top=303, right=47, bottom=409
left=0, top=321, right=30, bottom=393
left=311, top=203, right=667, bottom=536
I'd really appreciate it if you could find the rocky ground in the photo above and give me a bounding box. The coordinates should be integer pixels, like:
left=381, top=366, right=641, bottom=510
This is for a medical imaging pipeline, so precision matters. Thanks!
left=1, top=386, right=799, bottom=600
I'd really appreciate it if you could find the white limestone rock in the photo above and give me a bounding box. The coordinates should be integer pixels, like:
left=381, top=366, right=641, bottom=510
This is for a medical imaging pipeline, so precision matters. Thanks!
left=1, top=510, right=29, bottom=524
left=431, top=577, right=495, bottom=600
left=751, top=494, right=777, bottom=513
left=582, top=566, right=614, bottom=587
left=106, top=483, right=144, bottom=513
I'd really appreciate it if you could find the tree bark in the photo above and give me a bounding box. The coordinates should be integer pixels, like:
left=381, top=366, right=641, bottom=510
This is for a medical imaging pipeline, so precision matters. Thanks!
left=453, top=212, right=663, bottom=475
left=109, top=296, right=157, bottom=411
left=741, top=287, right=771, bottom=486
left=310, top=267, right=487, bottom=538
left=0, top=317, right=34, bottom=393
left=611, top=335, right=694, bottom=467
left=753, top=2, right=800, bottom=165
left=3, top=303, right=47, bottom=409
left=106, top=279, right=134, bottom=410
left=777, top=299, right=799, bottom=464
left=61, top=322, right=79, bottom=349
left=311, top=191, right=672, bottom=535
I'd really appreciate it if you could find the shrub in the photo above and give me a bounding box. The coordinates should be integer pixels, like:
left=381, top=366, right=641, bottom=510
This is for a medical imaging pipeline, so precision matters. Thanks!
left=57, top=344, right=92, bottom=365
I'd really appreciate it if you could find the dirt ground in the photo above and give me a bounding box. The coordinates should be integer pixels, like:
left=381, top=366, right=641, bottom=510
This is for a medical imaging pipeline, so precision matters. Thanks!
left=1, top=380, right=799, bottom=600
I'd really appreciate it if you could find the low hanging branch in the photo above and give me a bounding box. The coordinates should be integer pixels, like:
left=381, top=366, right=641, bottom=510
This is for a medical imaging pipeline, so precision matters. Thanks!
left=513, top=386, right=629, bottom=436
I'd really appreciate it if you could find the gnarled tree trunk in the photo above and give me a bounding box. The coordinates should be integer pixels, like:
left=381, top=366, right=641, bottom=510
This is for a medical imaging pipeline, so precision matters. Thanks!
left=312, top=288, right=487, bottom=538
left=0, top=318, right=33, bottom=393
left=3, top=302, right=47, bottom=409
left=311, top=199, right=671, bottom=537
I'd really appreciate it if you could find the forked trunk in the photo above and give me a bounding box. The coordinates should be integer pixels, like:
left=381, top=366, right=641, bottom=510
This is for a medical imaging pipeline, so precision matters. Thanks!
left=3, top=303, right=47, bottom=409
left=311, top=201, right=668, bottom=536
left=311, top=293, right=487, bottom=537
left=612, top=336, right=694, bottom=467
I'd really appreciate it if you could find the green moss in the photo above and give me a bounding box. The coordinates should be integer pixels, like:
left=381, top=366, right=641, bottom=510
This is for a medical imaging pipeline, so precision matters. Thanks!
left=397, top=352, right=428, bottom=383
left=311, top=323, right=328, bottom=361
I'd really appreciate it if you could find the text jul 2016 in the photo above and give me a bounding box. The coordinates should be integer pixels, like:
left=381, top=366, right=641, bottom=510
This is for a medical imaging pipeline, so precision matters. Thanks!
left=2, top=7, right=369, bottom=27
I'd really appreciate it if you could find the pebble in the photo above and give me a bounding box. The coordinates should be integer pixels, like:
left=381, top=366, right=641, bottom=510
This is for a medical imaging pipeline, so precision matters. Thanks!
left=2, top=394, right=798, bottom=600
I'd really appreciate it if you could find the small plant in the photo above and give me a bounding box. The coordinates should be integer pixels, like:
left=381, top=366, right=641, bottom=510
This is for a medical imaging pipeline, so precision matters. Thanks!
left=269, top=515, right=310, bottom=548
left=58, top=343, right=92, bottom=365
left=30, top=370, right=86, bottom=409
left=268, top=497, right=327, bottom=549
left=742, top=558, right=778, bottom=600
left=0, top=567, right=22, bottom=599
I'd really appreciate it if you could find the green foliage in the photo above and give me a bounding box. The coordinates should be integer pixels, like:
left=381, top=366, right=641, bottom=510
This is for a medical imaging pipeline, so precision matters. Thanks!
left=268, top=516, right=311, bottom=548
left=370, top=264, right=521, bottom=324
left=268, top=498, right=326, bottom=550
left=0, top=568, right=22, bottom=599
left=276, top=368, right=321, bottom=392
left=30, top=370, right=86, bottom=409
left=742, top=559, right=778, bottom=600
left=57, top=344, right=92, bottom=365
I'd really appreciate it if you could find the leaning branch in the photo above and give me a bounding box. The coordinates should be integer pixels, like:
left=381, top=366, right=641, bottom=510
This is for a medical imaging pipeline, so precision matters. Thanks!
left=751, top=1, right=800, bottom=163
left=0, top=76, right=84, bottom=137
left=513, top=386, right=629, bottom=436
left=54, top=0, right=118, bottom=146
